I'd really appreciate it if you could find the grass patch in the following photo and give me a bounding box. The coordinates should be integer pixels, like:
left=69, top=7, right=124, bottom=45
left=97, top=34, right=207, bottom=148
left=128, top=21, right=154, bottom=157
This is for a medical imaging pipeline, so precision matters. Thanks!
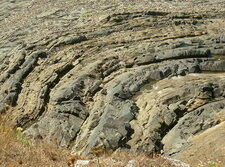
left=198, top=161, right=224, bottom=167
left=82, top=13, right=93, bottom=17
left=0, top=116, right=69, bottom=167
left=68, top=149, right=177, bottom=167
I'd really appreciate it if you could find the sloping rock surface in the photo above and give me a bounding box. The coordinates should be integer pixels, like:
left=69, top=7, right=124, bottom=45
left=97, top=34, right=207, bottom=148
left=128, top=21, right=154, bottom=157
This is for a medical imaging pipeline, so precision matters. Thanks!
left=1, top=0, right=225, bottom=165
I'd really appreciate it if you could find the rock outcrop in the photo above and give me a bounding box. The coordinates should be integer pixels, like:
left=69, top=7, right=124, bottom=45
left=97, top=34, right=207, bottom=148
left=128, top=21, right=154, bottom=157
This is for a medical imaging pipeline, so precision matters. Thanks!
left=1, top=0, right=225, bottom=165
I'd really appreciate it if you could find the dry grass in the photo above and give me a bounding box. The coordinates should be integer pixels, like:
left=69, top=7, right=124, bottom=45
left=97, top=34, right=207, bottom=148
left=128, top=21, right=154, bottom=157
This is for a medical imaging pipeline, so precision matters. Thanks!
left=0, top=115, right=176, bottom=167
left=179, top=121, right=225, bottom=167
left=68, top=149, right=176, bottom=167
left=0, top=115, right=69, bottom=167
left=94, top=150, right=176, bottom=167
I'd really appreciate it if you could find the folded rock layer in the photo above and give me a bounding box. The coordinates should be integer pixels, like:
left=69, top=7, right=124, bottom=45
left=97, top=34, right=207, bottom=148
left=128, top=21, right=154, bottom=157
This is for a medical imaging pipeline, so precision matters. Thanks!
left=0, top=0, right=225, bottom=164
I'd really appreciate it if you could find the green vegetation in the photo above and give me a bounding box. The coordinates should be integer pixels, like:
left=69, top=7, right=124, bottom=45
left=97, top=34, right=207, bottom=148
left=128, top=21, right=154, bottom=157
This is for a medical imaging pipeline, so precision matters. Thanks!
left=15, top=127, right=31, bottom=145
left=0, top=117, right=69, bottom=166
left=198, top=161, right=224, bottom=167
left=82, top=13, right=93, bottom=17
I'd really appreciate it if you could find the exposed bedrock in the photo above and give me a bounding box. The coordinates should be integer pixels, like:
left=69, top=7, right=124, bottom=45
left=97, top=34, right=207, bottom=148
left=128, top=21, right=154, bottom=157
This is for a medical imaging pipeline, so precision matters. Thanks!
left=1, top=0, right=225, bottom=164
left=129, top=74, right=225, bottom=156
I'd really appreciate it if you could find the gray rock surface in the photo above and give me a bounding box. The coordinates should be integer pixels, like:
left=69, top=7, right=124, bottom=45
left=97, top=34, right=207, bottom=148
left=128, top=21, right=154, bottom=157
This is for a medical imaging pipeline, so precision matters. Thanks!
left=0, top=0, right=225, bottom=165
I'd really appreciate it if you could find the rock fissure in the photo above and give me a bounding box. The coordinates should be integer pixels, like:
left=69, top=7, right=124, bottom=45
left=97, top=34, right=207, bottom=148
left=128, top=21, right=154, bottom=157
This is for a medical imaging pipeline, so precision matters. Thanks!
left=0, top=51, right=47, bottom=113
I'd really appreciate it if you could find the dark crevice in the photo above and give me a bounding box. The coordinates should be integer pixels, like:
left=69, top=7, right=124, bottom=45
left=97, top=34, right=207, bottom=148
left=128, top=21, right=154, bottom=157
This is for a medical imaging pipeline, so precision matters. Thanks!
left=20, top=63, right=75, bottom=128
left=38, top=64, right=75, bottom=118
left=13, top=51, right=47, bottom=107
left=157, top=98, right=225, bottom=154
left=156, top=109, right=188, bottom=153
left=68, top=110, right=90, bottom=149
left=136, top=51, right=211, bottom=66
left=7, top=52, right=26, bottom=75
left=108, top=11, right=168, bottom=24
left=128, top=78, right=225, bottom=154
left=119, top=123, right=135, bottom=149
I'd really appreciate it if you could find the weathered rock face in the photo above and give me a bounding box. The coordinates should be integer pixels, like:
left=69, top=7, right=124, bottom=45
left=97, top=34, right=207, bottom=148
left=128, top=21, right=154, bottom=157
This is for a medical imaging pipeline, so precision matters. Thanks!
left=129, top=74, right=225, bottom=156
left=1, top=0, right=225, bottom=165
